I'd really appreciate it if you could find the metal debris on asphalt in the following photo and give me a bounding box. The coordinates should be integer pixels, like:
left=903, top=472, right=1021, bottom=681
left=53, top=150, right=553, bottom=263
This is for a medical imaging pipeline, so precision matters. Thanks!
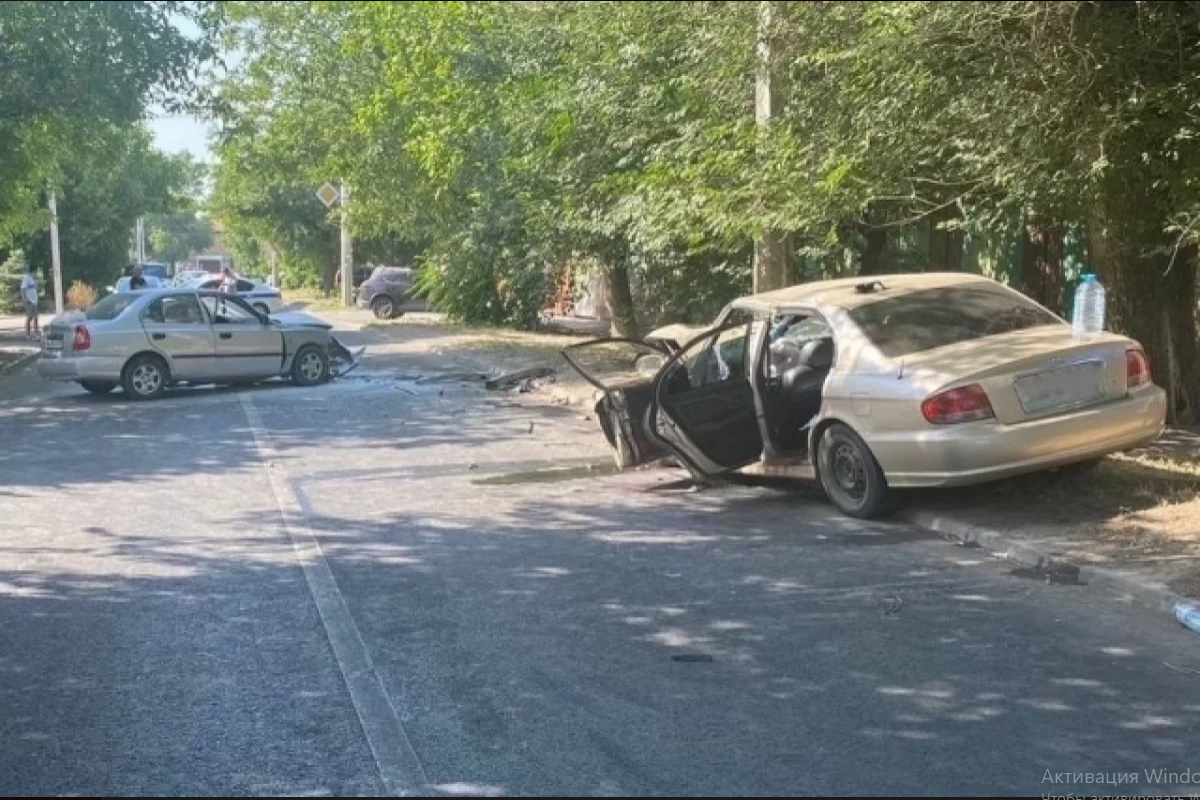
left=883, top=595, right=903, bottom=616
left=484, top=366, right=556, bottom=391
left=672, top=654, right=714, bottom=663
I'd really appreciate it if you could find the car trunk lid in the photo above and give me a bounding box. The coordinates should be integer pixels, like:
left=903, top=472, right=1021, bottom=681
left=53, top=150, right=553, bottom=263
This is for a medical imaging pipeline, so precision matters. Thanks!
left=903, top=325, right=1134, bottom=425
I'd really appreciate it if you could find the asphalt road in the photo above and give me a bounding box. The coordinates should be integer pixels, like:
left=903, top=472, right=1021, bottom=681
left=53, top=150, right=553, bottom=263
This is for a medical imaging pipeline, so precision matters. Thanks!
left=2, top=338, right=1200, bottom=797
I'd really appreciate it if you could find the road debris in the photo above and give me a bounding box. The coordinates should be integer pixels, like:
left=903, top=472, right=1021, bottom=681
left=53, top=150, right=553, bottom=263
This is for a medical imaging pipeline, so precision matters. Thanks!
left=485, top=366, right=556, bottom=391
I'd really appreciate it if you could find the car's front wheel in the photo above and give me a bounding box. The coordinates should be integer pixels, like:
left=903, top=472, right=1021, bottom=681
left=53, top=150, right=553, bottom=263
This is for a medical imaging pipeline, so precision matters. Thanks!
left=371, top=295, right=397, bottom=320
left=817, top=422, right=892, bottom=519
left=121, top=354, right=169, bottom=401
left=79, top=380, right=116, bottom=396
left=291, top=345, right=330, bottom=386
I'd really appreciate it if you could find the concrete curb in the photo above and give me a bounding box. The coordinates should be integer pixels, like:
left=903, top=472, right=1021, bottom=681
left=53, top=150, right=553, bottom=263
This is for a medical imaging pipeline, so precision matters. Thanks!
left=901, top=509, right=1191, bottom=621
left=0, top=349, right=38, bottom=378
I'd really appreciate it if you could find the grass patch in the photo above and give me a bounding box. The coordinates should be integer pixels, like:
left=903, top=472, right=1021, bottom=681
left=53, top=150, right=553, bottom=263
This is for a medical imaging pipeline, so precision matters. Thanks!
left=284, top=288, right=349, bottom=313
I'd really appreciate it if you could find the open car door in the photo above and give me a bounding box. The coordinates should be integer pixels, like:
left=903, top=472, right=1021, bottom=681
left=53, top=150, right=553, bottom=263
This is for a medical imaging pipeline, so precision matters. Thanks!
left=561, top=338, right=672, bottom=468
left=648, top=314, right=767, bottom=476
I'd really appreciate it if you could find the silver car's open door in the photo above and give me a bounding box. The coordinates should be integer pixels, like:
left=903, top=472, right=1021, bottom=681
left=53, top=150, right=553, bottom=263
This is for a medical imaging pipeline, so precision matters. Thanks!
left=647, top=316, right=768, bottom=476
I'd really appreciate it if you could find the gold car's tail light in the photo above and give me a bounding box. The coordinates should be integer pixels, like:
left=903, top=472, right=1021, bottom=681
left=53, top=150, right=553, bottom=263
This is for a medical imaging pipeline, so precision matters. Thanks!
left=921, top=384, right=995, bottom=425
left=1126, top=348, right=1151, bottom=389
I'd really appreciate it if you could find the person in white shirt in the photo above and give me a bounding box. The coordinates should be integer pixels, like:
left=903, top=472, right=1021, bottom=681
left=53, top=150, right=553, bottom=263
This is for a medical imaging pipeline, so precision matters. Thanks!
left=219, top=267, right=238, bottom=293
left=19, top=267, right=39, bottom=339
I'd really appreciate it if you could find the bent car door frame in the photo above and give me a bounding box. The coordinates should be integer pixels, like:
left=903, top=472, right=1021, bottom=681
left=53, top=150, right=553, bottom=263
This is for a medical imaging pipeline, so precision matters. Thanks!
left=562, top=337, right=672, bottom=468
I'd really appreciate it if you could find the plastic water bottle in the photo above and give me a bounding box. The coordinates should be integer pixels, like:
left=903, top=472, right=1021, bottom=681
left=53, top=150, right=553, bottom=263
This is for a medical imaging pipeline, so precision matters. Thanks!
left=1176, top=602, right=1200, bottom=636
left=1072, top=273, right=1106, bottom=336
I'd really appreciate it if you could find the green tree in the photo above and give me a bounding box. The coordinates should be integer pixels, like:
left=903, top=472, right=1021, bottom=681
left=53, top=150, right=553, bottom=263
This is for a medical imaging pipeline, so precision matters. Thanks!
left=0, top=1, right=218, bottom=241
left=148, top=214, right=216, bottom=268
left=13, top=126, right=201, bottom=290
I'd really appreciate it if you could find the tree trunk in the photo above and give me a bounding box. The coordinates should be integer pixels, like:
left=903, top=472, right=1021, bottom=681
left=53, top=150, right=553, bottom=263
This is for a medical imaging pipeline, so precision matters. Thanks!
left=1090, top=184, right=1199, bottom=424
left=928, top=204, right=964, bottom=271
left=1020, top=217, right=1064, bottom=311
left=604, top=250, right=639, bottom=340
left=321, top=260, right=336, bottom=294
left=753, top=231, right=790, bottom=292
left=751, top=1, right=792, bottom=293
left=860, top=226, right=887, bottom=275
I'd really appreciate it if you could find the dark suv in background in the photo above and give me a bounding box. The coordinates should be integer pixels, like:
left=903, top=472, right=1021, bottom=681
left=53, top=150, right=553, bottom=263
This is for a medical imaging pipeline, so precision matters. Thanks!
left=355, top=266, right=427, bottom=319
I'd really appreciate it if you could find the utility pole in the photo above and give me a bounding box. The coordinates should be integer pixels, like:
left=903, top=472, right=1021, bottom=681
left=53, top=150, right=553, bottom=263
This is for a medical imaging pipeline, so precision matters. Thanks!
left=48, top=188, right=64, bottom=315
left=752, top=0, right=790, bottom=294
left=340, top=182, right=353, bottom=308
left=136, top=217, right=147, bottom=265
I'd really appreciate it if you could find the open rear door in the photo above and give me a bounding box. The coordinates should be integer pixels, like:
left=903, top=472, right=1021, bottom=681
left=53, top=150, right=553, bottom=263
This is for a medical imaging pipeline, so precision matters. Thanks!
left=648, top=316, right=767, bottom=476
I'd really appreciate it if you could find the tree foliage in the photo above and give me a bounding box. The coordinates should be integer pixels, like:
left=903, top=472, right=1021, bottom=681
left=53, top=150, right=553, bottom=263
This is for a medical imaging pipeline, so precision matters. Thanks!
left=212, top=0, right=1200, bottom=415
left=6, top=127, right=205, bottom=290
left=0, top=1, right=218, bottom=241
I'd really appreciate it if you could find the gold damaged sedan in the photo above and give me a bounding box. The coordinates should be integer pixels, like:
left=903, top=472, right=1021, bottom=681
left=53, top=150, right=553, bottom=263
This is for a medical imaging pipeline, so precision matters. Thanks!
left=562, top=273, right=1166, bottom=519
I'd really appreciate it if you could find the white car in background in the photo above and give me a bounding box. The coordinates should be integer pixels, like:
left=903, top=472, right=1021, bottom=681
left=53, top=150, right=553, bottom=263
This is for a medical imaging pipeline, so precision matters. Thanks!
left=173, top=269, right=213, bottom=286
left=111, top=275, right=168, bottom=293
left=185, top=275, right=285, bottom=314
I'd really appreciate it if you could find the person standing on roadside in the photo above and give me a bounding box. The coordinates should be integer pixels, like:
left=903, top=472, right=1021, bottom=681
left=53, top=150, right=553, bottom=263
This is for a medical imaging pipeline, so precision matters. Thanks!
left=219, top=266, right=237, bottom=294
left=20, top=265, right=40, bottom=340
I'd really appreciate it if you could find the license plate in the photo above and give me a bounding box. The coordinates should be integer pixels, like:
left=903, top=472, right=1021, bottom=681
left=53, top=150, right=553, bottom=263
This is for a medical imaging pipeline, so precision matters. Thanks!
left=1014, top=360, right=1105, bottom=415
left=44, top=338, right=63, bottom=351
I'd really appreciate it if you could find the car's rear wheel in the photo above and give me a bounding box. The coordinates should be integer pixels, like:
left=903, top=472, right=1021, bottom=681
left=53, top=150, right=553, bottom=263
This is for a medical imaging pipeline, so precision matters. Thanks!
left=371, top=295, right=397, bottom=320
left=291, top=345, right=330, bottom=386
left=79, top=380, right=116, bottom=396
left=817, top=422, right=891, bottom=519
left=121, top=354, right=169, bottom=401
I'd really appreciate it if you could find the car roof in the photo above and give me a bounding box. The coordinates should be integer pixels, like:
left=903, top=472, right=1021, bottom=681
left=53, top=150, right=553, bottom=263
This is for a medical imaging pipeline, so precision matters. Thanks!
left=732, top=272, right=999, bottom=313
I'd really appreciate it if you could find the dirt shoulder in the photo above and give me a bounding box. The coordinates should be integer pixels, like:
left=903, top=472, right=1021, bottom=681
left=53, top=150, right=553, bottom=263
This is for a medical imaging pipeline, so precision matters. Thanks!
left=902, top=432, right=1200, bottom=600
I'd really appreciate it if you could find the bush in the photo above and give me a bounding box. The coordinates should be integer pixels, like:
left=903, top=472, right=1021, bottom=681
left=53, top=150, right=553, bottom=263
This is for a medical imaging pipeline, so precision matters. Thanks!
left=0, top=250, right=30, bottom=315
left=67, top=281, right=98, bottom=311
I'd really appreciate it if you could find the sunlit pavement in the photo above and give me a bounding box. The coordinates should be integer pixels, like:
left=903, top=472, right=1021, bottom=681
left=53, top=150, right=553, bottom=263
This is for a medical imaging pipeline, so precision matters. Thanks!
left=2, top=333, right=1200, bottom=796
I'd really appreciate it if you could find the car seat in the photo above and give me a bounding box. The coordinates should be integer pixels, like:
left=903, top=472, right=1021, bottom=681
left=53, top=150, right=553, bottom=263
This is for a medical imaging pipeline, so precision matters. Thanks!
left=777, top=338, right=834, bottom=448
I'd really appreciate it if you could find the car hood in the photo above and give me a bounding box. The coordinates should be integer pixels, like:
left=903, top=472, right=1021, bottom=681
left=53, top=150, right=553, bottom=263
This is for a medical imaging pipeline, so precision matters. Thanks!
left=270, top=310, right=334, bottom=330
left=645, top=323, right=711, bottom=349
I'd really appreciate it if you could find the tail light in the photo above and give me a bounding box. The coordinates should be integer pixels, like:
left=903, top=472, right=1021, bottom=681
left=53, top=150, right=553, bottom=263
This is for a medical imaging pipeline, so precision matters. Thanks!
left=921, top=384, right=994, bottom=425
left=1126, top=348, right=1150, bottom=388
left=72, top=325, right=91, bottom=352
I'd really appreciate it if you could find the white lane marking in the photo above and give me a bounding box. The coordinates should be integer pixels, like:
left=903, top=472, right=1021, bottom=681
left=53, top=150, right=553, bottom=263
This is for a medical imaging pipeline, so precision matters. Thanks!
left=239, top=392, right=430, bottom=798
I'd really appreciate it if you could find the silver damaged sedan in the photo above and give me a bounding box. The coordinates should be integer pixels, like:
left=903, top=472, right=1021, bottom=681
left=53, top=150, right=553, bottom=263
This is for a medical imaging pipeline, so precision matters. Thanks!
left=37, top=289, right=363, bottom=400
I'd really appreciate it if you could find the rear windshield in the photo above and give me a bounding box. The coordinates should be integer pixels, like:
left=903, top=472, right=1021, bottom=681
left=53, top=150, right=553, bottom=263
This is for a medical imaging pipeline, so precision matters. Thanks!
left=86, top=294, right=138, bottom=321
left=848, top=286, right=1062, bottom=358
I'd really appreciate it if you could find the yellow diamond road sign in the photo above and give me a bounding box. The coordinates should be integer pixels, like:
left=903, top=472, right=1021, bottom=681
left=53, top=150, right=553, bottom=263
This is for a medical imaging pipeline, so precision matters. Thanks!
left=316, top=183, right=340, bottom=208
